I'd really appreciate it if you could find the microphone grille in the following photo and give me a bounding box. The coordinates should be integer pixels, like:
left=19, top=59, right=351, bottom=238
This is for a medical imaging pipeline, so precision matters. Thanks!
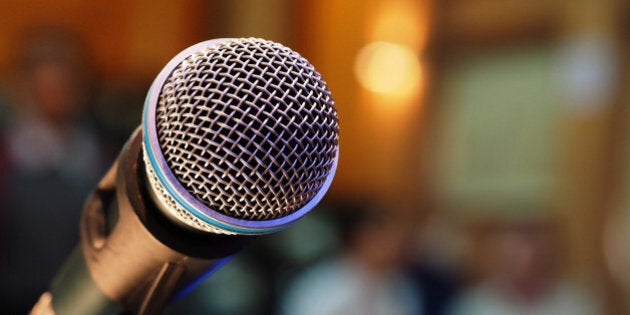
left=152, top=38, right=338, bottom=224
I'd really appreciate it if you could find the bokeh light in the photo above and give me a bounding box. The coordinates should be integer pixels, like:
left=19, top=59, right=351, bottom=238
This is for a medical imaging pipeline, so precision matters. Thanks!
left=354, top=41, right=422, bottom=98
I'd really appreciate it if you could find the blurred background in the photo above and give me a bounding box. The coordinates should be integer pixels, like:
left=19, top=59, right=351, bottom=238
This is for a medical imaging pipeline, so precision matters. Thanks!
left=0, top=0, right=630, bottom=314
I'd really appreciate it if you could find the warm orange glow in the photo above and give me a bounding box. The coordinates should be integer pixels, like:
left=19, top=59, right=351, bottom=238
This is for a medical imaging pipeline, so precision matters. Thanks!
left=367, top=0, right=430, bottom=50
left=354, top=41, right=423, bottom=98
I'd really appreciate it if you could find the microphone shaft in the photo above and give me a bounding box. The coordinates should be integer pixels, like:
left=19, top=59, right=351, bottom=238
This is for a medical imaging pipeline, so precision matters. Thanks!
left=32, top=129, right=252, bottom=315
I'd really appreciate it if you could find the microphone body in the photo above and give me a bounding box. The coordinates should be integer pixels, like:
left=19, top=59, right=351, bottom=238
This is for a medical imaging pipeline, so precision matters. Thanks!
left=30, top=38, right=339, bottom=314
left=32, top=129, right=252, bottom=314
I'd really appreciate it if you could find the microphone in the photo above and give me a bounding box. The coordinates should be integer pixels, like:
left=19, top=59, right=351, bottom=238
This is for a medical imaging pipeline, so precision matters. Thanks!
left=30, top=38, right=339, bottom=315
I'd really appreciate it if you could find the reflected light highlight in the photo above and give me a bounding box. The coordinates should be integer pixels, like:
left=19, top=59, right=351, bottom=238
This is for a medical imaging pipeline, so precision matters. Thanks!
left=354, top=41, right=422, bottom=97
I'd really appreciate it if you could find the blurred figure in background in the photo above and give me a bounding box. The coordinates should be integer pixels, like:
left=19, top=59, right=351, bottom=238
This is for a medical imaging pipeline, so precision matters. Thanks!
left=280, top=201, right=422, bottom=315
left=0, top=27, right=108, bottom=313
left=410, top=214, right=463, bottom=315
left=449, top=220, right=602, bottom=315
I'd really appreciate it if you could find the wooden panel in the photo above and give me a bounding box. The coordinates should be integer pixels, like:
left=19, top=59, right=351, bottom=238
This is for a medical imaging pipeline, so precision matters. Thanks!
left=0, top=0, right=131, bottom=76
left=125, top=0, right=207, bottom=76
left=0, top=0, right=208, bottom=78
left=439, top=0, right=558, bottom=47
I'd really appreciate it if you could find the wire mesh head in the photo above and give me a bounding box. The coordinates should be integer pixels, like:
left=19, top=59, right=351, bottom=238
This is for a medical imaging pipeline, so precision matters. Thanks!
left=142, top=38, right=338, bottom=234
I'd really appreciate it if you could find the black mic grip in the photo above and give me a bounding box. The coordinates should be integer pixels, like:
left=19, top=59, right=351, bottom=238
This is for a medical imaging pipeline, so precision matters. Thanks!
left=31, top=128, right=255, bottom=315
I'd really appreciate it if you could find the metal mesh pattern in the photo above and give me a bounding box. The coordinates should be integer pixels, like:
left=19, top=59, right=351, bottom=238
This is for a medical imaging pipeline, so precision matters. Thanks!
left=143, top=145, right=235, bottom=234
left=154, top=38, right=338, bottom=221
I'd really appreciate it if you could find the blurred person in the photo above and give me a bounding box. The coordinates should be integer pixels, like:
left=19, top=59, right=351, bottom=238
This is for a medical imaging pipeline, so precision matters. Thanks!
left=280, top=202, right=422, bottom=315
left=0, top=27, right=108, bottom=313
left=410, top=214, right=464, bottom=315
left=449, top=221, right=602, bottom=315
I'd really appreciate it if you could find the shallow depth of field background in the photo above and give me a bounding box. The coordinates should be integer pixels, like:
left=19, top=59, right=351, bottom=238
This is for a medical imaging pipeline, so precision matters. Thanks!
left=0, top=1, right=630, bottom=314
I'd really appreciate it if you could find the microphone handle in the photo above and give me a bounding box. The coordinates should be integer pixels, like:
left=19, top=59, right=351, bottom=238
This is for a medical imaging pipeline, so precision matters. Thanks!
left=30, top=246, right=126, bottom=315
left=31, top=128, right=253, bottom=315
